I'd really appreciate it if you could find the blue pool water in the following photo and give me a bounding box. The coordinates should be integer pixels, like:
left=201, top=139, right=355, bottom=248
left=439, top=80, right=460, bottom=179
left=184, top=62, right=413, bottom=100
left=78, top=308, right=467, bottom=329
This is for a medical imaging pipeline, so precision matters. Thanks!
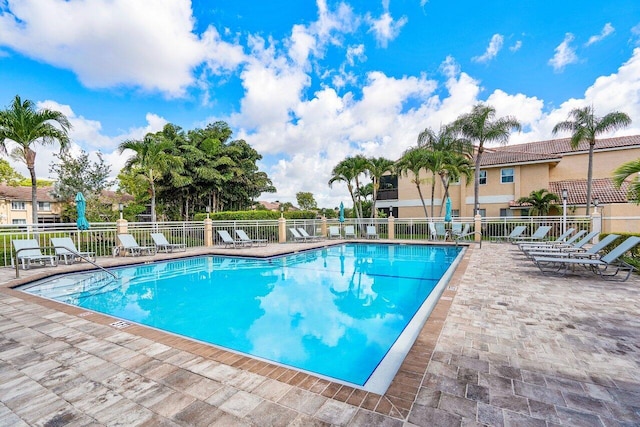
left=20, top=243, right=462, bottom=391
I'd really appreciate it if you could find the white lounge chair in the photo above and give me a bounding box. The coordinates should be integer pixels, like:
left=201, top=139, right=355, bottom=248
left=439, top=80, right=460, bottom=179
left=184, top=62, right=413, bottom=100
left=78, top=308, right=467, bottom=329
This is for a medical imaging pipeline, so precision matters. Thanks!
left=297, top=228, right=322, bottom=241
left=289, top=228, right=309, bottom=242
left=151, top=233, right=186, bottom=253
left=12, top=239, right=58, bottom=269
left=429, top=222, right=448, bottom=240
left=344, top=225, right=356, bottom=238
left=117, top=234, right=156, bottom=256
left=328, top=226, right=341, bottom=239
left=236, top=230, right=267, bottom=246
left=217, top=230, right=248, bottom=248
left=533, top=236, right=640, bottom=281
left=50, top=237, right=96, bottom=264
left=366, top=226, right=379, bottom=239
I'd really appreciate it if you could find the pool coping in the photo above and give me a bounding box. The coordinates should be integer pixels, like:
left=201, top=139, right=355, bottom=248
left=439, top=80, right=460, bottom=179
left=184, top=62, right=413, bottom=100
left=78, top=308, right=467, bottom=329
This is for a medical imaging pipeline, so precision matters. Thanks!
left=1, top=239, right=473, bottom=420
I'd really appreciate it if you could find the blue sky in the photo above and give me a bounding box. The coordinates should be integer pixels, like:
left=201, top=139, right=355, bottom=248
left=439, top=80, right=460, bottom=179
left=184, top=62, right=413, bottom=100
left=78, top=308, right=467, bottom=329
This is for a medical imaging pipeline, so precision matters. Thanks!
left=1, top=0, right=640, bottom=208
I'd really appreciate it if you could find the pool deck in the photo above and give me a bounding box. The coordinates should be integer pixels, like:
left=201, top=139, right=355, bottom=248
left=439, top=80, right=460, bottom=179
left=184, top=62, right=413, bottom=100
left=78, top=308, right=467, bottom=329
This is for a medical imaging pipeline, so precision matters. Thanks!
left=1, top=240, right=639, bottom=426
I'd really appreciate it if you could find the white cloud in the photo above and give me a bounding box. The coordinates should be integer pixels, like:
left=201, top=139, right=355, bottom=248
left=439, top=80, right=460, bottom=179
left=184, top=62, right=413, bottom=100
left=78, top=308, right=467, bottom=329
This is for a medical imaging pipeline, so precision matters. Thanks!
left=0, top=0, right=244, bottom=97
left=366, top=10, right=408, bottom=48
left=548, top=33, right=578, bottom=72
left=510, top=40, right=522, bottom=52
left=586, top=23, right=615, bottom=46
left=472, top=34, right=504, bottom=63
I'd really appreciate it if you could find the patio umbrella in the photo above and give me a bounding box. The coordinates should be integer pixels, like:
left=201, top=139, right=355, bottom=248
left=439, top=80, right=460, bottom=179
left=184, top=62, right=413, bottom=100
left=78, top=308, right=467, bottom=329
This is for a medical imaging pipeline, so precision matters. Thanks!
left=339, top=202, right=345, bottom=223
left=444, top=197, right=452, bottom=222
left=75, top=192, right=90, bottom=230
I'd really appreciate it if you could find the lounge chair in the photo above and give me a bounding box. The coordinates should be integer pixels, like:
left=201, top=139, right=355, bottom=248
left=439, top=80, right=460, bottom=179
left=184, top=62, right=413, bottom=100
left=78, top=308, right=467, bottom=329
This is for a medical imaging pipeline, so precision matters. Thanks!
left=429, top=222, right=448, bottom=240
left=490, top=225, right=527, bottom=242
left=366, top=226, right=379, bottom=239
left=524, top=230, right=600, bottom=259
left=151, top=233, right=186, bottom=253
left=236, top=230, right=267, bottom=246
left=297, top=228, right=322, bottom=241
left=328, top=226, right=341, bottom=239
left=452, top=223, right=471, bottom=240
left=530, top=234, right=619, bottom=261
left=344, top=225, right=356, bottom=238
left=533, top=236, right=640, bottom=281
left=50, top=237, right=96, bottom=264
left=511, top=225, right=552, bottom=244
left=217, top=230, right=249, bottom=248
left=117, top=234, right=156, bottom=256
left=519, top=228, right=582, bottom=251
left=12, top=239, right=58, bottom=270
left=289, top=228, right=308, bottom=242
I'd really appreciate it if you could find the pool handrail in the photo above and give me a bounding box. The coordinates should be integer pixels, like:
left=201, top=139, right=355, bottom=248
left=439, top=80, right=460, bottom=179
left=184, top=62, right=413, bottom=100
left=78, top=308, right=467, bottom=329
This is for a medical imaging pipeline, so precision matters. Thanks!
left=15, top=245, right=116, bottom=280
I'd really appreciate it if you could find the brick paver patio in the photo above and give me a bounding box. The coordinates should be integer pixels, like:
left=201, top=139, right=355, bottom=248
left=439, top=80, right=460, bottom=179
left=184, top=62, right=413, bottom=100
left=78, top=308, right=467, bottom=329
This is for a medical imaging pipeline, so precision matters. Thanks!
left=1, top=241, right=639, bottom=426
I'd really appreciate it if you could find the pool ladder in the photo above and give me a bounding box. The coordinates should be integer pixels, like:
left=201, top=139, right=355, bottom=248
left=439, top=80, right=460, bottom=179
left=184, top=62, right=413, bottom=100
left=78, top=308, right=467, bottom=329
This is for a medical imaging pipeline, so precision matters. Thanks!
left=14, top=246, right=117, bottom=280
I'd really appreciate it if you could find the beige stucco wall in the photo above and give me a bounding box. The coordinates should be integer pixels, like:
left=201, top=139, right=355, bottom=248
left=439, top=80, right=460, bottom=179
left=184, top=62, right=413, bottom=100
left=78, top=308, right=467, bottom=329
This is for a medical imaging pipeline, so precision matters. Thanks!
left=600, top=203, right=640, bottom=233
left=549, top=147, right=640, bottom=181
left=0, top=199, right=63, bottom=224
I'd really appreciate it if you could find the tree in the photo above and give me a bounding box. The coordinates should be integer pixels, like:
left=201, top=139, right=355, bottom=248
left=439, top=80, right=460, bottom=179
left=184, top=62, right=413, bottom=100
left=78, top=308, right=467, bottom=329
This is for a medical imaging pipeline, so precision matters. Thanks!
left=613, top=159, right=640, bottom=204
left=396, top=147, right=430, bottom=219
left=0, top=158, right=25, bottom=185
left=0, top=95, right=71, bottom=223
left=296, top=192, right=317, bottom=210
left=366, top=157, right=394, bottom=218
left=328, top=156, right=369, bottom=222
left=553, top=106, right=631, bottom=214
left=453, top=104, right=521, bottom=216
left=49, top=150, right=113, bottom=201
left=118, top=132, right=184, bottom=222
left=516, top=189, right=560, bottom=216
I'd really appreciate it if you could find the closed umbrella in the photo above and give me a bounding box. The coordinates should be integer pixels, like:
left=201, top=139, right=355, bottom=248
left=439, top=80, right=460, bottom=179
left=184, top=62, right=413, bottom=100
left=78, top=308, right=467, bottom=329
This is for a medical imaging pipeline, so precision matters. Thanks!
left=339, top=202, right=345, bottom=223
left=75, top=192, right=90, bottom=230
left=444, top=197, right=452, bottom=222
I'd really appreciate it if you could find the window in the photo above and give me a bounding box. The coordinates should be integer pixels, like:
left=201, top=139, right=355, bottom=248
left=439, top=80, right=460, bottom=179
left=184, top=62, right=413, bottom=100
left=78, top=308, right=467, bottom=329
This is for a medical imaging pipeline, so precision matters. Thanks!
left=500, top=208, right=514, bottom=217
left=501, top=168, right=514, bottom=183
left=11, top=201, right=26, bottom=210
left=477, top=209, right=486, bottom=217
left=38, top=202, right=51, bottom=212
left=12, top=219, right=26, bottom=225
left=479, top=170, right=487, bottom=185
left=452, top=209, right=460, bottom=218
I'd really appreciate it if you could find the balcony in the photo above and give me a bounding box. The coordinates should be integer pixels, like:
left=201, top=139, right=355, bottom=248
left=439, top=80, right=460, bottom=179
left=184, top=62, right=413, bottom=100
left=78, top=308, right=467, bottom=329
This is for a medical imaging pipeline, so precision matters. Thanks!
left=377, top=188, right=398, bottom=200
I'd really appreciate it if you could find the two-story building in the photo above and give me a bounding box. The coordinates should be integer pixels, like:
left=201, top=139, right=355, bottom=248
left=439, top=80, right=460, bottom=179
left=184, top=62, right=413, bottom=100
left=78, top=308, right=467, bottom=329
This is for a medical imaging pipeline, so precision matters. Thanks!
left=376, top=134, right=640, bottom=220
left=0, top=185, right=61, bottom=224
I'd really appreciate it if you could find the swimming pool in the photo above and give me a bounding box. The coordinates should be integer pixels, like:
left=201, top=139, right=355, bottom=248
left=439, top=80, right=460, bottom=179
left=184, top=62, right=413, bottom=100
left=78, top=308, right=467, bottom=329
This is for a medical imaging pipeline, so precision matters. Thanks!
left=19, top=243, right=463, bottom=393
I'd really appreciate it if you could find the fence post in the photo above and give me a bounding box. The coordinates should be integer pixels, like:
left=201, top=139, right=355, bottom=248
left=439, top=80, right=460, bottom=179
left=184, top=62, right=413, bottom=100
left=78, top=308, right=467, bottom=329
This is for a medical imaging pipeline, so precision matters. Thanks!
left=474, top=214, right=482, bottom=243
left=204, top=218, right=213, bottom=247
left=591, top=211, right=602, bottom=243
left=321, top=217, right=327, bottom=237
left=279, top=216, right=287, bottom=243
left=388, top=215, right=395, bottom=239
left=116, top=218, right=128, bottom=235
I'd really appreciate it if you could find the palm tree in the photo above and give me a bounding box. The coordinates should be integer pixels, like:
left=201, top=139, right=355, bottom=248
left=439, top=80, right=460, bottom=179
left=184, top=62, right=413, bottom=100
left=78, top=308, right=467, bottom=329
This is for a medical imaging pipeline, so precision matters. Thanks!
left=553, top=106, right=631, bottom=214
left=0, top=95, right=71, bottom=223
left=438, top=153, right=474, bottom=216
left=328, top=156, right=368, bottom=222
left=118, top=133, right=184, bottom=222
left=396, top=147, right=430, bottom=219
left=453, top=104, right=521, bottom=216
left=366, top=157, right=394, bottom=218
left=516, top=189, right=560, bottom=216
left=613, top=159, right=640, bottom=204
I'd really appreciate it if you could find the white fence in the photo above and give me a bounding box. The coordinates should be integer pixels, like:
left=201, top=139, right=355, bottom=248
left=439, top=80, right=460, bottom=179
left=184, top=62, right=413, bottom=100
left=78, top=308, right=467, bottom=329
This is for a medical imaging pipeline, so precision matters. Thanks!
left=1, top=215, right=636, bottom=267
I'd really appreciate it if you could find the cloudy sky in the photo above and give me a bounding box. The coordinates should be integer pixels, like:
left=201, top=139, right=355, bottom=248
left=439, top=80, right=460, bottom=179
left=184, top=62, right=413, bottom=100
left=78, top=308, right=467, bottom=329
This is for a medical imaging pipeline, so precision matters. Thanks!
left=1, top=0, right=640, bottom=208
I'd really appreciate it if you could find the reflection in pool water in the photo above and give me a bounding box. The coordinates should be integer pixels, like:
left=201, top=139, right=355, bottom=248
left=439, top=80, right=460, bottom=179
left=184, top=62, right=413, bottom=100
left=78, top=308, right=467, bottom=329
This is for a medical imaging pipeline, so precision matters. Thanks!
left=20, top=243, right=461, bottom=388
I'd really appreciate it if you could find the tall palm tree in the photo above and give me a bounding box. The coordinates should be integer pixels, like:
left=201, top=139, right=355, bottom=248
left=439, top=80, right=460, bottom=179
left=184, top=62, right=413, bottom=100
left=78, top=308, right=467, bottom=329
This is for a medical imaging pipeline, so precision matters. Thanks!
left=553, top=106, right=631, bottom=214
left=453, top=104, right=521, bottom=216
left=396, top=147, right=430, bottom=219
left=422, top=149, right=447, bottom=217
left=366, top=157, right=394, bottom=218
left=516, top=189, right=560, bottom=216
left=613, top=159, right=640, bottom=204
left=438, top=153, right=474, bottom=216
left=0, top=95, right=71, bottom=223
left=328, top=156, right=368, bottom=222
left=118, top=133, right=184, bottom=222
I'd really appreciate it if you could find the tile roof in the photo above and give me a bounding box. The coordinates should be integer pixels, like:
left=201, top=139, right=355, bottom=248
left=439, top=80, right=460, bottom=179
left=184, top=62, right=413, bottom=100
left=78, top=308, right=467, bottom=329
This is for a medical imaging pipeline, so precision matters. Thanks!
left=0, top=185, right=56, bottom=202
left=480, top=134, right=640, bottom=166
left=549, top=178, right=632, bottom=205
